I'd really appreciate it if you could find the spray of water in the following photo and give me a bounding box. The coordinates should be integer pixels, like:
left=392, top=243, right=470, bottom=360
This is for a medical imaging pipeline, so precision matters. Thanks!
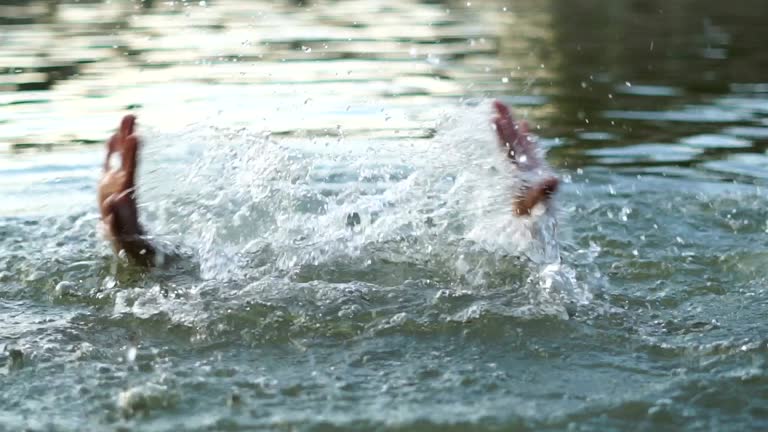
left=130, top=101, right=591, bottom=321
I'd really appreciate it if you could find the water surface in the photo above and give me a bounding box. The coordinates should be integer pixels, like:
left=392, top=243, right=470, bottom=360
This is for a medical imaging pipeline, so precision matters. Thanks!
left=1, top=0, right=768, bottom=431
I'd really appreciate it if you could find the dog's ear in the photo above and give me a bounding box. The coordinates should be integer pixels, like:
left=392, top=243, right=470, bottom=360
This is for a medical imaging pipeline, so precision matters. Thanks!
left=103, top=115, right=137, bottom=171
left=120, top=114, right=136, bottom=140
left=492, top=100, right=540, bottom=170
left=122, top=134, right=140, bottom=191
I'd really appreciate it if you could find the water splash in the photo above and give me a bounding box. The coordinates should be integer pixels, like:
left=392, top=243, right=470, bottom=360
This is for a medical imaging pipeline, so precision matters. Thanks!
left=134, top=101, right=587, bottom=318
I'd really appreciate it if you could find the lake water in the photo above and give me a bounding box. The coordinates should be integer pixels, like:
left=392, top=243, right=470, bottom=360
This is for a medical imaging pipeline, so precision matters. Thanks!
left=2, top=0, right=768, bottom=430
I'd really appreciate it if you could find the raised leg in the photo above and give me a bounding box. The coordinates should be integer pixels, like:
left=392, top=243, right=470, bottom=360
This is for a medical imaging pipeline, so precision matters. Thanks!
left=98, top=115, right=155, bottom=266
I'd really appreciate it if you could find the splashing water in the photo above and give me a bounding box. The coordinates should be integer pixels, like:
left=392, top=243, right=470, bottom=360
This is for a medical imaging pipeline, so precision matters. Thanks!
left=134, top=101, right=590, bottom=321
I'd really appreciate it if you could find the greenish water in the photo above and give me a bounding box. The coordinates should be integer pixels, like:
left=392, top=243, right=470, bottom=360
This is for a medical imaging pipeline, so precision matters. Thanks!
left=2, top=0, right=768, bottom=430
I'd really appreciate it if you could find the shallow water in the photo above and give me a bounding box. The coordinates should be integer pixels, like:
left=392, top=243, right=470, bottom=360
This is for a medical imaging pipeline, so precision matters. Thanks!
left=2, top=0, right=768, bottom=431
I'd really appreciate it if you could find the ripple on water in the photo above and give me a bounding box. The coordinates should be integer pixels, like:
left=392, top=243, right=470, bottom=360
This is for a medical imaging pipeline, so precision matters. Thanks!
left=679, top=134, right=752, bottom=149
left=577, top=131, right=617, bottom=142
left=614, top=84, right=684, bottom=97
left=700, top=153, right=768, bottom=180
left=716, top=96, right=768, bottom=114
left=721, top=126, right=768, bottom=139
left=586, top=144, right=703, bottom=164
left=603, top=106, right=751, bottom=123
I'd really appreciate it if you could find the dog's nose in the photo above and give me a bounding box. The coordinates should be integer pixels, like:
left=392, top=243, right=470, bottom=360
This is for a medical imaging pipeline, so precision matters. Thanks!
left=515, top=176, right=559, bottom=216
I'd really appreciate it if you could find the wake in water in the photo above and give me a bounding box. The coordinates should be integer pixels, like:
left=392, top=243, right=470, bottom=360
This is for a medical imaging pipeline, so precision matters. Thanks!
left=113, top=100, right=592, bottom=321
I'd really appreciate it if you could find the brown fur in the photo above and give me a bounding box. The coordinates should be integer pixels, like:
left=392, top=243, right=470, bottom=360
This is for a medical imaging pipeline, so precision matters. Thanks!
left=98, top=115, right=155, bottom=266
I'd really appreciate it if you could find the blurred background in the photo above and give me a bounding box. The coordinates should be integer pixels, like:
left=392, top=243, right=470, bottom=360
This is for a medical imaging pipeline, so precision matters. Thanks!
left=2, top=0, right=767, bottom=160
